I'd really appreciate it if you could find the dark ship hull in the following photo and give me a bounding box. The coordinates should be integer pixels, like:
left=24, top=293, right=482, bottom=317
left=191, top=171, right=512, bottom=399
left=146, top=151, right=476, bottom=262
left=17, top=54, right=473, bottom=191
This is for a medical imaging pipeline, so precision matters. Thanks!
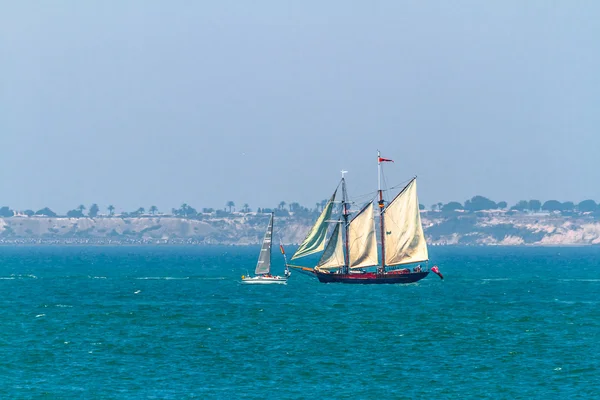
left=314, top=270, right=429, bottom=284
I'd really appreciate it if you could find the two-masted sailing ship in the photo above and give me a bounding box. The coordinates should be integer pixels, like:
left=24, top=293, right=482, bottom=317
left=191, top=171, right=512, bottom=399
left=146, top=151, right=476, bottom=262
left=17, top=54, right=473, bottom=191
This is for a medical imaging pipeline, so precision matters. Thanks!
left=242, top=213, right=290, bottom=284
left=287, top=152, right=431, bottom=284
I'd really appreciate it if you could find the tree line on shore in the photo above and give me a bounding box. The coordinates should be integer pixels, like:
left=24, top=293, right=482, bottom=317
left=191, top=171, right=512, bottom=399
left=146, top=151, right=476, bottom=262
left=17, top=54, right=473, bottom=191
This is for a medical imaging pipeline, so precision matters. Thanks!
left=432, top=196, right=600, bottom=214
left=2, top=195, right=600, bottom=219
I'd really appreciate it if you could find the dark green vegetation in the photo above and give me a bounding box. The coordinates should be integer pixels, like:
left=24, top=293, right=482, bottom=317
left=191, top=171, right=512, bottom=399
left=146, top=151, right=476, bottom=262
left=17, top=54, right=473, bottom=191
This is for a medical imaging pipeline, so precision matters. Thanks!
left=4, top=196, right=600, bottom=219
left=2, top=196, right=600, bottom=245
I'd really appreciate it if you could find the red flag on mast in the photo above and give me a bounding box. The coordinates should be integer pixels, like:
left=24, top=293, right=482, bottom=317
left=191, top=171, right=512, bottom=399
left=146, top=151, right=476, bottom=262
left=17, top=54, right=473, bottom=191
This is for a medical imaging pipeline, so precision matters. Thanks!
left=378, top=157, right=394, bottom=163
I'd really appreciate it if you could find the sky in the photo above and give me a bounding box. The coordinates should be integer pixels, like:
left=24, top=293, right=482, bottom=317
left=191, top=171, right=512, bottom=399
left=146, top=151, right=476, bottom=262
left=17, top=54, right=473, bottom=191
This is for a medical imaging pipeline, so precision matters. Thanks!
left=1, top=1, right=599, bottom=214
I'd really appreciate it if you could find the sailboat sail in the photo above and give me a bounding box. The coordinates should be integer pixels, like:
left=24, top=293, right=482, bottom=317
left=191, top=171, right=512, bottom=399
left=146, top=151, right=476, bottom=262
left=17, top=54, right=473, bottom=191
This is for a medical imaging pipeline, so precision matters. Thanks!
left=317, top=221, right=345, bottom=270
left=291, top=190, right=337, bottom=260
left=383, top=178, right=429, bottom=266
left=348, top=201, right=378, bottom=269
left=255, top=214, right=273, bottom=275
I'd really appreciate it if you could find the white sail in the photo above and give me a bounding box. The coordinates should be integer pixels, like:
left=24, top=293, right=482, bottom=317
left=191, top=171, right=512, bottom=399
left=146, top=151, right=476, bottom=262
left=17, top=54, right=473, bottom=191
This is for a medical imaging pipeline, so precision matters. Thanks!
left=384, top=178, right=429, bottom=266
left=255, top=214, right=273, bottom=275
left=348, top=201, right=378, bottom=269
left=317, top=221, right=345, bottom=270
left=291, top=190, right=337, bottom=260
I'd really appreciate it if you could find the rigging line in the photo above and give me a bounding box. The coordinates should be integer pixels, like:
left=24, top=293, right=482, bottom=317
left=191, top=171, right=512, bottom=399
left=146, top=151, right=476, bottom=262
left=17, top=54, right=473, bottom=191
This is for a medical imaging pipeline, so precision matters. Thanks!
left=348, top=194, right=379, bottom=209
left=348, top=189, right=379, bottom=202
left=387, top=177, right=416, bottom=192
left=359, top=192, right=379, bottom=204
left=347, top=194, right=379, bottom=220
left=349, top=178, right=412, bottom=202
left=317, top=178, right=344, bottom=207
left=346, top=178, right=414, bottom=205
left=334, top=178, right=343, bottom=193
left=381, top=170, right=390, bottom=203
left=274, top=227, right=286, bottom=237
left=348, top=196, right=377, bottom=207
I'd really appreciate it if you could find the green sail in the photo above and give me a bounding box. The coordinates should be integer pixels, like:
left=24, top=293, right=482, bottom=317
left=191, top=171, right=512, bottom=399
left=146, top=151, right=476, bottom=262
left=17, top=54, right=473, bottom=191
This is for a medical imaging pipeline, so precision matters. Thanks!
left=291, top=190, right=337, bottom=260
left=316, top=220, right=345, bottom=270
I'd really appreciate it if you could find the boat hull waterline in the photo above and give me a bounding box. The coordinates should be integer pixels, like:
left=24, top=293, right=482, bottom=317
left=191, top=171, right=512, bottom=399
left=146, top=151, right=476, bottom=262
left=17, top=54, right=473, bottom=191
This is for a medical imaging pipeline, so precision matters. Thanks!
left=314, top=270, right=429, bottom=284
left=241, top=276, right=288, bottom=285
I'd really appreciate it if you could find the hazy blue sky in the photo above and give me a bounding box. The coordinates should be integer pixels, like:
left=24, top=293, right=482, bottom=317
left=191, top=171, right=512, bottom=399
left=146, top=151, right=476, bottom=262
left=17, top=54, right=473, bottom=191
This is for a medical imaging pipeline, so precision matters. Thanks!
left=2, top=1, right=599, bottom=213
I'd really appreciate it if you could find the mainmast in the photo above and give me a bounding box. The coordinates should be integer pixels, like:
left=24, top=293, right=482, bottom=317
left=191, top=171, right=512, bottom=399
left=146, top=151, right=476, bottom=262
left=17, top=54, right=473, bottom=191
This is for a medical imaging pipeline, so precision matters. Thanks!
left=341, top=170, right=350, bottom=274
left=377, top=151, right=385, bottom=274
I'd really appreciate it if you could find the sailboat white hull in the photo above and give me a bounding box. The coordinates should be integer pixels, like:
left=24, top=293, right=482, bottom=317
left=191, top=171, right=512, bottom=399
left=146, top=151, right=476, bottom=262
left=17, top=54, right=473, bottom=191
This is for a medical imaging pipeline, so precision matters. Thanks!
left=241, top=275, right=288, bottom=285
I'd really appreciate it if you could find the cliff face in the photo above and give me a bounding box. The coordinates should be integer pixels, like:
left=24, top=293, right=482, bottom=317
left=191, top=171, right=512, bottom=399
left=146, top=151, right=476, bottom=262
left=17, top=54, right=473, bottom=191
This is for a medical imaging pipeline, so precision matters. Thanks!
left=1, top=212, right=600, bottom=245
left=0, top=217, right=215, bottom=244
left=0, top=215, right=312, bottom=245
left=422, top=212, right=600, bottom=246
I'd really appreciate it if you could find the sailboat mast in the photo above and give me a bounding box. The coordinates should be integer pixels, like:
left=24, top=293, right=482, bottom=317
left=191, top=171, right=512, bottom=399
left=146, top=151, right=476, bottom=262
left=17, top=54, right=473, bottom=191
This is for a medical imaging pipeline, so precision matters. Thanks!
left=268, top=213, right=273, bottom=273
left=377, top=151, right=385, bottom=274
left=341, top=172, right=350, bottom=273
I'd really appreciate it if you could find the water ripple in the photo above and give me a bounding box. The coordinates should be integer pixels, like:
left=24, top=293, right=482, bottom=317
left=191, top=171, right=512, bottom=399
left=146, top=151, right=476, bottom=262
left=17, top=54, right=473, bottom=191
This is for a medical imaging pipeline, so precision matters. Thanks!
left=0, top=245, right=598, bottom=398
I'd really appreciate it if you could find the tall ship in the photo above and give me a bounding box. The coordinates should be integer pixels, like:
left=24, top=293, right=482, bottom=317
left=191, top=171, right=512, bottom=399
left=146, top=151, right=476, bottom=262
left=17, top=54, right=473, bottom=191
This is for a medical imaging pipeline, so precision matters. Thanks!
left=288, top=152, right=432, bottom=284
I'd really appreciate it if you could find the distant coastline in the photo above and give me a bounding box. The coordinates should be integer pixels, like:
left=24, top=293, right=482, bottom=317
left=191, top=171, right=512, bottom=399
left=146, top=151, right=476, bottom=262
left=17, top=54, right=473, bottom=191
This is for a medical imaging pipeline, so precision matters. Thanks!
left=2, top=208, right=600, bottom=246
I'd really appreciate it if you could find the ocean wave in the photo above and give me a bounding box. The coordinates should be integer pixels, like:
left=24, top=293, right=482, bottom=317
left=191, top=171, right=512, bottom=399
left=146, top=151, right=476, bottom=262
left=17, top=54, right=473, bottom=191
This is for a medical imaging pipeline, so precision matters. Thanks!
left=554, top=299, right=576, bottom=304
left=0, top=274, right=38, bottom=280
left=135, top=277, right=190, bottom=280
left=195, top=277, right=227, bottom=280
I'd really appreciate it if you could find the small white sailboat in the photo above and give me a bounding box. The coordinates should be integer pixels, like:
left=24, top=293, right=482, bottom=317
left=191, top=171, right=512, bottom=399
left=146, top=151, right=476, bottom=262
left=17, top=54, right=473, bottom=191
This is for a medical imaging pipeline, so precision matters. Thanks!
left=242, top=213, right=290, bottom=285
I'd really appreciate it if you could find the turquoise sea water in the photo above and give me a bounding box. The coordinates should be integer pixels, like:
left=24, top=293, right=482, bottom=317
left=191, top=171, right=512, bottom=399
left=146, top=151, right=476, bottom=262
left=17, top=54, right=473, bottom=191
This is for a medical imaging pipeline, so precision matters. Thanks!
left=0, top=246, right=598, bottom=399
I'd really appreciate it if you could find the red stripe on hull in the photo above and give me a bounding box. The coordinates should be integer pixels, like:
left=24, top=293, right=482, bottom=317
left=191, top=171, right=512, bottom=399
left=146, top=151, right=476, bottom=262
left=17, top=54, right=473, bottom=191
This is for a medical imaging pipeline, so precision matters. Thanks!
left=314, top=271, right=429, bottom=284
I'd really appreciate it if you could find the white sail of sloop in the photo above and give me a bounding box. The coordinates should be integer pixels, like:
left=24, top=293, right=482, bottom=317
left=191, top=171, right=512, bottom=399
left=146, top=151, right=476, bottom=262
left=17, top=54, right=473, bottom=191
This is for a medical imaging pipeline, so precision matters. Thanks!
left=317, top=221, right=345, bottom=270
left=255, top=213, right=273, bottom=275
left=348, top=201, right=378, bottom=269
left=383, top=178, right=429, bottom=266
left=291, top=190, right=337, bottom=260
left=242, top=213, right=289, bottom=284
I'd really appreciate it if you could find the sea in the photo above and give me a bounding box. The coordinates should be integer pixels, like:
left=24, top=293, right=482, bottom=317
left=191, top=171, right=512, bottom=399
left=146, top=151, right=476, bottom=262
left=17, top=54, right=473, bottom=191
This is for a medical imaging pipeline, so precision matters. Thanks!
left=0, top=245, right=598, bottom=399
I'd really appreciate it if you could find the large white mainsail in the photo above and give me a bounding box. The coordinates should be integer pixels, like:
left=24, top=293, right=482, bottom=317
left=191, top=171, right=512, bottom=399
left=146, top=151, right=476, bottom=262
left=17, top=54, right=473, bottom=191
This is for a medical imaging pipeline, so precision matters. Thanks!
left=316, top=221, right=345, bottom=270
left=348, top=201, right=378, bottom=269
left=383, top=178, right=429, bottom=266
left=291, top=190, right=337, bottom=260
left=255, top=213, right=273, bottom=275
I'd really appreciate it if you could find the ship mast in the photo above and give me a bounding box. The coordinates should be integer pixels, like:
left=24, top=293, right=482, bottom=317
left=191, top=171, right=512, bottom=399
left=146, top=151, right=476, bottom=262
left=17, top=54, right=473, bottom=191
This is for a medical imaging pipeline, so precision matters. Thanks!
left=341, top=170, right=350, bottom=274
left=377, top=151, right=385, bottom=274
